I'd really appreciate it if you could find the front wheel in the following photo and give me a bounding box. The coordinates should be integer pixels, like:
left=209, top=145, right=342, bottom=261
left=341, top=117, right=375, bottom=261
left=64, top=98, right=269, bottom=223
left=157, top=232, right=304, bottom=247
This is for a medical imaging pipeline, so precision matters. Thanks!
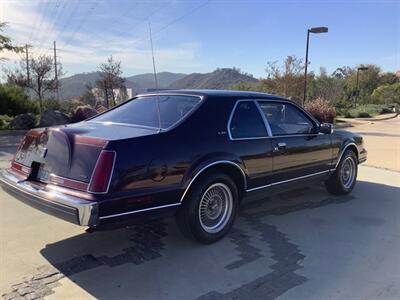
left=175, top=172, right=239, bottom=244
left=325, top=149, right=358, bottom=195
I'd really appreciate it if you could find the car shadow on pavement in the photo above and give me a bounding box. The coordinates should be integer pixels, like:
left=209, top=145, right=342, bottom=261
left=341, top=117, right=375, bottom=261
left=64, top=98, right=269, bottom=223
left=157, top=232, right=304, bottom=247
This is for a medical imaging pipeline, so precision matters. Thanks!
left=3, top=180, right=399, bottom=300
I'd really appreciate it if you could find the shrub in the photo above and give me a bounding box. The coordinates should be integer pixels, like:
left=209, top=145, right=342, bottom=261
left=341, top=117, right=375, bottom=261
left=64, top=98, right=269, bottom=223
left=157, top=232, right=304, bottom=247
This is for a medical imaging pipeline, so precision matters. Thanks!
left=70, top=106, right=98, bottom=123
left=304, top=98, right=336, bottom=123
left=59, top=98, right=85, bottom=115
left=0, top=115, right=13, bottom=129
left=0, top=84, right=38, bottom=116
left=42, top=99, right=61, bottom=111
left=380, top=107, right=393, bottom=114
left=357, top=112, right=371, bottom=118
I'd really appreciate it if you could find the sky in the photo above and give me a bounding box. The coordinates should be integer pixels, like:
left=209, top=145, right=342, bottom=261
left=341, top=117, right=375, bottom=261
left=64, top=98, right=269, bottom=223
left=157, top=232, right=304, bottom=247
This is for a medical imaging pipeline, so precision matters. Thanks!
left=0, top=0, right=399, bottom=79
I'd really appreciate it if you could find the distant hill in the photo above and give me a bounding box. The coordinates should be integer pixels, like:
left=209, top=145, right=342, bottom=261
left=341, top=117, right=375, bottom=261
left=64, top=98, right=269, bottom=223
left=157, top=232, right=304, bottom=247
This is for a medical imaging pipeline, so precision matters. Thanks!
left=59, top=72, right=101, bottom=98
left=59, top=72, right=187, bottom=98
left=126, top=72, right=186, bottom=90
left=168, top=68, right=258, bottom=89
left=58, top=68, right=258, bottom=99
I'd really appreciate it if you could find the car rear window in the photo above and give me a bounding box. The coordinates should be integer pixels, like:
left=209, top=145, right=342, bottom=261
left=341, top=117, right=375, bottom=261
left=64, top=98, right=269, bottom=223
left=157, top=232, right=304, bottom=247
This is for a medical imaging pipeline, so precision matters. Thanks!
left=91, top=95, right=201, bottom=129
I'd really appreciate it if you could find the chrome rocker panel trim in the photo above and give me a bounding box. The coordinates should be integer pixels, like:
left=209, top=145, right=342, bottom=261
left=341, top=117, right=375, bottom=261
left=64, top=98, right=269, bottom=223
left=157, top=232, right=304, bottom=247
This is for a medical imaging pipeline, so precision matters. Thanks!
left=0, top=169, right=98, bottom=226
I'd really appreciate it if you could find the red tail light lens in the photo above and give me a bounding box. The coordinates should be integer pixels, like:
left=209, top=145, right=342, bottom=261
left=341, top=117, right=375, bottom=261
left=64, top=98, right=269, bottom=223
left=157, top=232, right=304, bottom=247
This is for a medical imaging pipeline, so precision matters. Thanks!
left=88, top=150, right=116, bottom=193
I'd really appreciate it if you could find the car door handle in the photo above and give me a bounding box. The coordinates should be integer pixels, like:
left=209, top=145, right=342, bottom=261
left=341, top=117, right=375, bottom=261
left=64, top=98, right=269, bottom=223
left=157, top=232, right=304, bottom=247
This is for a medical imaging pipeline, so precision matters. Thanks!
left=274, top=142, right=287, bottom=151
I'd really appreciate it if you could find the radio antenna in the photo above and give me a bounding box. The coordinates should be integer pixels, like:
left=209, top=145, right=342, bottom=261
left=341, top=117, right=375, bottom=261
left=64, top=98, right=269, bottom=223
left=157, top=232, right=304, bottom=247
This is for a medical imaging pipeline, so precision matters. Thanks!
left=148, top=21, right=161, bottom=132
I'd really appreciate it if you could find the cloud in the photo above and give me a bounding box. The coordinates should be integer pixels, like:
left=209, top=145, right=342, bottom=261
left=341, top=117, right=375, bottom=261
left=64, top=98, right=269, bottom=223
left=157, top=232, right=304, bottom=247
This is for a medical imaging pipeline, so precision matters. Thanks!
left=1, top=0, right=204, bottom=77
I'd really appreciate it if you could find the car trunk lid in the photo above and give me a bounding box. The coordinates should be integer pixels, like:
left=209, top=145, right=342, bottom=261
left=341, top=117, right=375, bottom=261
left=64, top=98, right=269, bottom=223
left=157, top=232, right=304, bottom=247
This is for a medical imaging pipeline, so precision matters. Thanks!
left=12, top=122, right=157, bottom=191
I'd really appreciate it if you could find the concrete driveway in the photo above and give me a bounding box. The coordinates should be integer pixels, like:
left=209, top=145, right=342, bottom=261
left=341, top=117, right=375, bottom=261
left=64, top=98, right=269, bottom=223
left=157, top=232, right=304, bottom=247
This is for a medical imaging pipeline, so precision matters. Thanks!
left=0, top=121, right=399, bottom=300
left=0, top=167, right=399, bottom=299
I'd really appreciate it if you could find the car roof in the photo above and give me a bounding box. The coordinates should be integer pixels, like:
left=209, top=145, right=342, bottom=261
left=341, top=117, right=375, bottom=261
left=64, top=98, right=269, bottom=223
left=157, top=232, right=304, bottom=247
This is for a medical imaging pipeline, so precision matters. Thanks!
left=138, top=89, right=289, bottom=100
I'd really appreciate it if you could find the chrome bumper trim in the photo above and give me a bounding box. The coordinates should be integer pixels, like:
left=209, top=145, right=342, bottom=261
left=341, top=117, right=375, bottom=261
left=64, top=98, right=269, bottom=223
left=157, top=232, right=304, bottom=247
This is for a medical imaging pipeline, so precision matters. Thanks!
left=0, top=169, right=98, bottom=226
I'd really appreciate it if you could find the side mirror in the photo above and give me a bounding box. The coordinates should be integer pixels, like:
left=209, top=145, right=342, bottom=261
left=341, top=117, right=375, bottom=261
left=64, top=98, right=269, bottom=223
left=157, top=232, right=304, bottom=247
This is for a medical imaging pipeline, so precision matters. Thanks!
left=319, top=123, right=333, bottom=134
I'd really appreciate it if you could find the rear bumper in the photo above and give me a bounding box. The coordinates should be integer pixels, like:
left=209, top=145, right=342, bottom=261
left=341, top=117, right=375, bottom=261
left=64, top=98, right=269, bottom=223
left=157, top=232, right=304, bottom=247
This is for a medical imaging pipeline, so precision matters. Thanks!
left=0, top=169, right=98, bottom=226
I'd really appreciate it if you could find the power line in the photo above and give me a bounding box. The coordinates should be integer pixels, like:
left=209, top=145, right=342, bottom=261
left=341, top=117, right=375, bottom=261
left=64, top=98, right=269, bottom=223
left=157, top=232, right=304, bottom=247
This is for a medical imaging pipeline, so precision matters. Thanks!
left=130, top=0, right=212, bottom=47
left=28, top=1, right=44, bottom=41
left=41, top=0, right=69, bottom=55
left=62, top=0, right=101, bottom=49
left=85, top=2, right=166, bottom=48
left=36, top=0, right=62, bottom=56
left=51, top=0, right=81, bottom=47
left=153, top=0, right=212, bottom=36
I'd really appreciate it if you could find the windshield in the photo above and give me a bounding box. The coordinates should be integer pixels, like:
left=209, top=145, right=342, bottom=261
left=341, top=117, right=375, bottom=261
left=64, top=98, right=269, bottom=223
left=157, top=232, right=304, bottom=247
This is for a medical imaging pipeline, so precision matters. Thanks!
left=91, top=95, right=201, bottom=129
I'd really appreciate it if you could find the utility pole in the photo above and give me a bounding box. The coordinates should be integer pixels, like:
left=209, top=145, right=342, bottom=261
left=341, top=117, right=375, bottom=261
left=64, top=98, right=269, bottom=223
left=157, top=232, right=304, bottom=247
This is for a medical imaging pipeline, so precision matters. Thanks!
left=25, top=44, right=30, bottom=85
left=53, top=40, right=60, bottom=101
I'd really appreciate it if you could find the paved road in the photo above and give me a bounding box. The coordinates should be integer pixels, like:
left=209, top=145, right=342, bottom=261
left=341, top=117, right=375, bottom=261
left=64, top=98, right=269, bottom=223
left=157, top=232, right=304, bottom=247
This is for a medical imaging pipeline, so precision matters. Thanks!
left=346, top=115, right=400, bottom=171
left=0, top=118, right=399, bottom=300
left=0, top=166, right=399, bottom=300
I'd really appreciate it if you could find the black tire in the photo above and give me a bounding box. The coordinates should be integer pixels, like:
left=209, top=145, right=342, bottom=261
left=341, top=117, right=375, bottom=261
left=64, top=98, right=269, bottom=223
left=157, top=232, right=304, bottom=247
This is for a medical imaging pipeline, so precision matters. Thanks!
left=175, top=172, right=239, bottom=244
left=325, top=149, right=358, bottom=195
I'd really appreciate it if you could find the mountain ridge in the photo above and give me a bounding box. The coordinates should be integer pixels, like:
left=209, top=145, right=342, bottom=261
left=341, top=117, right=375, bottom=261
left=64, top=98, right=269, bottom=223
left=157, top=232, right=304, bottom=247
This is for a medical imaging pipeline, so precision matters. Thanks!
left=59, top=68, right=259, bottom=99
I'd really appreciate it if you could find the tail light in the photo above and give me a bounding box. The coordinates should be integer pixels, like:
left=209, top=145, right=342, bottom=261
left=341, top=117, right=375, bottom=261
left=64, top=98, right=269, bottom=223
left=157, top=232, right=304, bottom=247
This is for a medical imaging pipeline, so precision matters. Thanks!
left=88, top=150, right=116, bottom=193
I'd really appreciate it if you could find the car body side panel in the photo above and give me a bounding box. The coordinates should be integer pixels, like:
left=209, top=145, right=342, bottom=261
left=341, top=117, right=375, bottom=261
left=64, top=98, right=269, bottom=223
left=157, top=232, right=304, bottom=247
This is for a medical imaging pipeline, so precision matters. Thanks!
left=270, top=134, right=333, bottom=183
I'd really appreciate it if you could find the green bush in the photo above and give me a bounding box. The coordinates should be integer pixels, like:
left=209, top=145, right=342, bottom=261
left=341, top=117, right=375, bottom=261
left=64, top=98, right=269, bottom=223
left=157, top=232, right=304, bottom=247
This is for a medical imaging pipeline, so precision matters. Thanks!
left=357, top=112, right=371, bottom=118
left=0, top=115, right=13, bottom=129
left=338, top=104, right=393, bottom=118
left=380, top=107, right=393, bottom=114
left=0, top=84, right=38, bottom=116
left=42, top=99, right=61, bottom=111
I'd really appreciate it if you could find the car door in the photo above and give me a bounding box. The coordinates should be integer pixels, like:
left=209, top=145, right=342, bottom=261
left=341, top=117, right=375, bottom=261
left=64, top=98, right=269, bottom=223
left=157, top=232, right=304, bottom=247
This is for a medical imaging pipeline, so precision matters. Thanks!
left=228, top=100, right=274, bottom=189
left=257, top=100, right=332, bottom=183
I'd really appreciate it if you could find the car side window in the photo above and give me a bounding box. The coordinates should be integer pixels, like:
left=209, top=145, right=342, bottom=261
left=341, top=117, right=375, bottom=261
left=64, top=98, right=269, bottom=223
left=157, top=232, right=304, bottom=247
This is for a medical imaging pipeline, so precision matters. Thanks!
left=229, top=101, right=267, bottom=139
left=258, top=102, right=315, bottom=136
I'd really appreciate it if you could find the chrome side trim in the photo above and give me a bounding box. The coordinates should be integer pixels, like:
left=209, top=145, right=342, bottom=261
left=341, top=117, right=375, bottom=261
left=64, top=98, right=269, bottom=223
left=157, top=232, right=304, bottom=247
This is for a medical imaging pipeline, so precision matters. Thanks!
left=99, top=203, right=181, bottom=220
left=246, top=169, right=332, bottom=192
left=335, top=142, right=358, bottom=168
left=180, top=160, right=247, bottom=202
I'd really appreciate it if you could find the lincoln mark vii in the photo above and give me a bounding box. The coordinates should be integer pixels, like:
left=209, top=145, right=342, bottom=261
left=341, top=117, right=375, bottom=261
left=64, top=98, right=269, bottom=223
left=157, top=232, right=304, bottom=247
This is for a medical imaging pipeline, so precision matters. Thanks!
left=0, top=90, right=367, bottom=243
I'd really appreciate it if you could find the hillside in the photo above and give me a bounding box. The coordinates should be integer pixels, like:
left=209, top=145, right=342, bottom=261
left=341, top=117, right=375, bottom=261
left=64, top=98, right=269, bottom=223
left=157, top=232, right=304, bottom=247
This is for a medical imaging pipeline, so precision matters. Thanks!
left=59, top=72, right=101, bottom=98
left=58, top=68, right=258, bottom=99
left=59, top=71, right=187, bottom=98
left=126, top=72, right=186, bottom=90
left=168, top=68, right=258, bottom=89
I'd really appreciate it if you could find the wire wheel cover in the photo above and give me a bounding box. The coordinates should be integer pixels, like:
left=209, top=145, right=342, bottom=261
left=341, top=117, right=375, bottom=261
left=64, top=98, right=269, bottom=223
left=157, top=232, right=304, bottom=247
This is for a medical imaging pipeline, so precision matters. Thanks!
left=198, top=183, right=233, bottom=233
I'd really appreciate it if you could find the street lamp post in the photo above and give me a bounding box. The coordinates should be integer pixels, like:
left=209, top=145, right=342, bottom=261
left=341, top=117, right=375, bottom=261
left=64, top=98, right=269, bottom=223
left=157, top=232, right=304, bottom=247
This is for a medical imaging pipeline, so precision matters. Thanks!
left=354, top=66, right=369, bottom=107
left=303, top=26, right=328, bottom=105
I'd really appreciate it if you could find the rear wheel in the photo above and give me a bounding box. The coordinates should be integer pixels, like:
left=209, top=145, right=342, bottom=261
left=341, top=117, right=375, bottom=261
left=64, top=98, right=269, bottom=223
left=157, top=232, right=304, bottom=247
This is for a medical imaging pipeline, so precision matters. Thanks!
left=176, top=172, right=239, bottom=244
left=325, top=149, right=358, bottom=195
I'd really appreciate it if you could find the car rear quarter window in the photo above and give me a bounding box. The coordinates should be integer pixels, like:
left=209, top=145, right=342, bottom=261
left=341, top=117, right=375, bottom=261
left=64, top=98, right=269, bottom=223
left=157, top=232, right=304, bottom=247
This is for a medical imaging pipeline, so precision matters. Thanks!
left=229, top=101, right=268, bottom=139
left=91, top=95, right=201, bottom=129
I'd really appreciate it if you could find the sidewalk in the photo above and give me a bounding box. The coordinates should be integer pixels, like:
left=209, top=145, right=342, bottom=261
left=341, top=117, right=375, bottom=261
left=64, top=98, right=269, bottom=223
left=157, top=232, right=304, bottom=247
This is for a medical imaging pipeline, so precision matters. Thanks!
left=345, top=115, right=400, bottom=172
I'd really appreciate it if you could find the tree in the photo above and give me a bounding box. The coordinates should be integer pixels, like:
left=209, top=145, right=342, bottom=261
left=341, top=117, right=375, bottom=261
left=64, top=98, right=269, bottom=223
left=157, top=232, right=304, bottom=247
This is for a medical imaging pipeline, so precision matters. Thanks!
left=308, top=67, right=346, bottom=105
left=80, top=83, right=97, bottom=107
left=0, top=84, right=38, bottom=116
left=0, top=22, right=24, bottom=60
left=344, top=64, right=381, bottom=104
left=95, top=56, right=125, bottom=108
left=6, top=55, right=62, bottom=113
left=262, top=55, right=305, bottom=103
left=372, top=83, right=400, bottom=105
